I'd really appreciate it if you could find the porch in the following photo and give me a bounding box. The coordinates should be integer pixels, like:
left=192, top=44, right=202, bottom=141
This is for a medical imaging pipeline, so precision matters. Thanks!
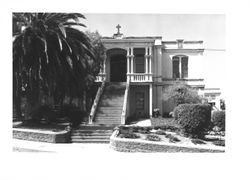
left=95, top=47, right=153, bottom=83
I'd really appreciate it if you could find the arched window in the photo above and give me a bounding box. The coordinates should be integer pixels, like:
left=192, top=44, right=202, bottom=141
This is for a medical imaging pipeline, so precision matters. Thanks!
left=172, top=55, right=188, bottom=78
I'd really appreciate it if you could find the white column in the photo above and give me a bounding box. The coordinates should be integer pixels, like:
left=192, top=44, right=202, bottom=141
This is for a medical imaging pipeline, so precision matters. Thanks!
left=149, top=84, right=153, bottom=117
left=179, top=56, right=182, bottom=78
left=149, top=46, right=152, bottom=81
left=103, top=54, right=106, bottom=74
left=131, top=47, right=134, bottom=81
left=127, top=48, right=130, bottom=74
left=145, top=47, right=148, bottom=81
left=103, top=54, right=106, bottom=81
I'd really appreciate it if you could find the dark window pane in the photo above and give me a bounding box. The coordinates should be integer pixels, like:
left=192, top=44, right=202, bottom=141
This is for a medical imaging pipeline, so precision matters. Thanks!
left=135, top=56, right=145, bottom=73
left=173, top=60, right=179, bottom=78
left=181, top=57, right=188, bottom=78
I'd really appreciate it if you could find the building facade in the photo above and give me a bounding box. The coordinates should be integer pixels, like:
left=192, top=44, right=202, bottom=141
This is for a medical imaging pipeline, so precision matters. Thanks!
left=89, top=26, right=217, bottom=125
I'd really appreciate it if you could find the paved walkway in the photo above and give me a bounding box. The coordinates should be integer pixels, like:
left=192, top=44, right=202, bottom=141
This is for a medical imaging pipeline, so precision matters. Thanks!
left=13, top=139, right=120, bottom=153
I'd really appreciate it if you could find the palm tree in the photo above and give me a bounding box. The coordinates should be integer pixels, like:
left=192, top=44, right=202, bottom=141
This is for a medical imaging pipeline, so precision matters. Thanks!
left=13, top=13, right=103, bottom=121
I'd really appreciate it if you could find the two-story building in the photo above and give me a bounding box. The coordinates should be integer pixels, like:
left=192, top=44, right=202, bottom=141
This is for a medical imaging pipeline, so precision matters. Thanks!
left=89, top=25, right=206, bottom=125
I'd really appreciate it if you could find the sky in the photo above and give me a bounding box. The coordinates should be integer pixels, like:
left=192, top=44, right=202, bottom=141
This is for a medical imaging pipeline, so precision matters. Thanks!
left=83, top=14, right=225, bottom=49
left=82, top=14, right=226, bottom=90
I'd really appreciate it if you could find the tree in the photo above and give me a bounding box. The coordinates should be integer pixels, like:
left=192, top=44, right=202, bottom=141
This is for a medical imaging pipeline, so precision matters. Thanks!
left=163, top=82, right=202, bottom=106
left=13, top=13, right=103, bottom=121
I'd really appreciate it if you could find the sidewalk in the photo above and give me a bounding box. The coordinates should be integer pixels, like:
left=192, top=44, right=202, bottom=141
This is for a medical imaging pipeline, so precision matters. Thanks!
left=13, top=139, right=116, bottom=153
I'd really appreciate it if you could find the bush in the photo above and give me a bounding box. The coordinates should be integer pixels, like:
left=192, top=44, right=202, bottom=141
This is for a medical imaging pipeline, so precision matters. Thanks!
left=163, top=83, right=202, bottom=106
left=146, top=134, right=161, bottom=141
left=174, top=104, right=211, bottom=137
left=138, top=127, right=152, bottom=134
left=165, top=134, right=180, bottom=143
left=212, top=111, right=225, bottom=131
left=213, top=140, right=225, bottom=147
left=119, top=132, right=140, bottom=139
left=154, top=130, right=166, bottom=135
left=191, top=139, right=206, bottom=145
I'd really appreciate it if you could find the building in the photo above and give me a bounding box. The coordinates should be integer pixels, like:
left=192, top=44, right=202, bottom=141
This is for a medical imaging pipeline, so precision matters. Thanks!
left=88, top=25, right=220, bottom=125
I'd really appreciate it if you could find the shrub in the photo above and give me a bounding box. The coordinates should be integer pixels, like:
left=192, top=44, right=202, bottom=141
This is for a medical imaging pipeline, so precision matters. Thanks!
left=163, top=83, right=202, bottom=106
left=191, top=139, right=206, bottom=145
left=174, top=104, right=211, bottom=137
left=138, top=127, right=152, bottom=134
left=212, top=111, right=225, bottom=131
left=154, top=130, right=166, bottom=135
left=213, top=140, right=225, bottom=147
left=165, top=134, right=180, bottom=143
left=119, top=132, right=140, bottom=139
left=146, top=134, right=161, bottom=141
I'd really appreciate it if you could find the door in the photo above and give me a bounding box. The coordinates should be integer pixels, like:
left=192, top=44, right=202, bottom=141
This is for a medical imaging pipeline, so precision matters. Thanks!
left=135, top=92, right=145, bottom=117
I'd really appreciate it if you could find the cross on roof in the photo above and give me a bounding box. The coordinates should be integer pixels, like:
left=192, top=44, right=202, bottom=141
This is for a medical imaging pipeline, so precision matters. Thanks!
left=116, top=24, right=121, bottom=34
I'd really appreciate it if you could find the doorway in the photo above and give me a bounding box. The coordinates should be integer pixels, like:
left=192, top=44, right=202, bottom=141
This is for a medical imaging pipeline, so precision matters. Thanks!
left=110, top=54, right=127, bottom=82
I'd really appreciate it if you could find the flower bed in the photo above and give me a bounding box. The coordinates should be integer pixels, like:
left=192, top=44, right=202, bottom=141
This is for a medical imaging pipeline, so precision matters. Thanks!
left=110, top=125, right=225, bottom=153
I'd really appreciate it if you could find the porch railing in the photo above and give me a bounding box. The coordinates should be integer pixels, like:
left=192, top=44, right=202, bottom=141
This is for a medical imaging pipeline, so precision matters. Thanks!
left=89, top=81, right=105, bottom=124
left=121, top=79, right=130, bottom=124
left=128, top=73, right=153, bottom=82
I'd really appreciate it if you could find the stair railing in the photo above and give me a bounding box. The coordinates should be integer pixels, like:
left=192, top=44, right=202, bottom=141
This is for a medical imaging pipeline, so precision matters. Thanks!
left=121, top=79, right=130, bottom=124
left=89, top=81, right=106, bottom=124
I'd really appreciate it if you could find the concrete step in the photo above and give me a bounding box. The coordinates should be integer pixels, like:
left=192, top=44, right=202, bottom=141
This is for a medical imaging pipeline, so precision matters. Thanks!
left=96, top=109, right=122, bottom=113
left=72, top=129, right=113, bottom=133
left=97, top=105, right=123, bottom=108
left=71, top=139, right=110, bottom=143
left=98, top=103, right=123, bottom=106
left=77, top=125, right=116, bottom=129
left=95, top=114, right=121, bottom=117
left=71, top=135, right=111, bottom=139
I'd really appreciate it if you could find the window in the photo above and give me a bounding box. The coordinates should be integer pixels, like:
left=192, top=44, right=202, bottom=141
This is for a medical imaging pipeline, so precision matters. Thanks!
left=172, top=55, right=188, bottom=78
left=135, top=54, right=145, bottom=73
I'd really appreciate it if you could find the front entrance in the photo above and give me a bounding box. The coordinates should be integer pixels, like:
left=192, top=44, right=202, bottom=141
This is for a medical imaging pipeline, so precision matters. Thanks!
left=129, top=85, right=149, bottom=118
left=110, top=54, right=127, bottom=82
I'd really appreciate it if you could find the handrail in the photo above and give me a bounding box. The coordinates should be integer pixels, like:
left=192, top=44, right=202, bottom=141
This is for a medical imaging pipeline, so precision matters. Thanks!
left=89, top=81, right=105, bottom=124
left=121, top=79, right=130, bottom=124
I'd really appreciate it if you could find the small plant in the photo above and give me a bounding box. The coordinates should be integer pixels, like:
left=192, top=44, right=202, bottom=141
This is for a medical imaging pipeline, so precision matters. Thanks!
left=165, top=134, right=180, bottom=143
left=146, top=134, right=161, bottom=141
left=154, top=130, right=166, bottom=135
left=138, top=127, right=152, bottom=134
left=213, top=140, right=225, bottom=146
left=119, top=132, right=140, bottom=139
left=191, top=139, right=206, bottom=145
left=153, top=108, right=160, bottom=117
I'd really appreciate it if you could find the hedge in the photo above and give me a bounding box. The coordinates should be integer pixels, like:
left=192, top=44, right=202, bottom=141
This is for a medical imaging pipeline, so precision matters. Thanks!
left=174, top=104, right=211, bottom=137
left=212, top=111, right=225, bottom=131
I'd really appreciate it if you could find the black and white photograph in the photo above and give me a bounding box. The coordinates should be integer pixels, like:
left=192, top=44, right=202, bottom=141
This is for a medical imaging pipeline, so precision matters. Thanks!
left=1, top=0, right=250, bottom=179
left=12, top=13, right=225, bottom=152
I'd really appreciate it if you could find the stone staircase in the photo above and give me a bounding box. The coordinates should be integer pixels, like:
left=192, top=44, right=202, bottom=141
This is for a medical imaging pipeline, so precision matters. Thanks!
left=71, top=125, right=114, bottom=143
left=93, top=82, right=126, bottom=125
left=70, top=82, right=126, bottom=143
